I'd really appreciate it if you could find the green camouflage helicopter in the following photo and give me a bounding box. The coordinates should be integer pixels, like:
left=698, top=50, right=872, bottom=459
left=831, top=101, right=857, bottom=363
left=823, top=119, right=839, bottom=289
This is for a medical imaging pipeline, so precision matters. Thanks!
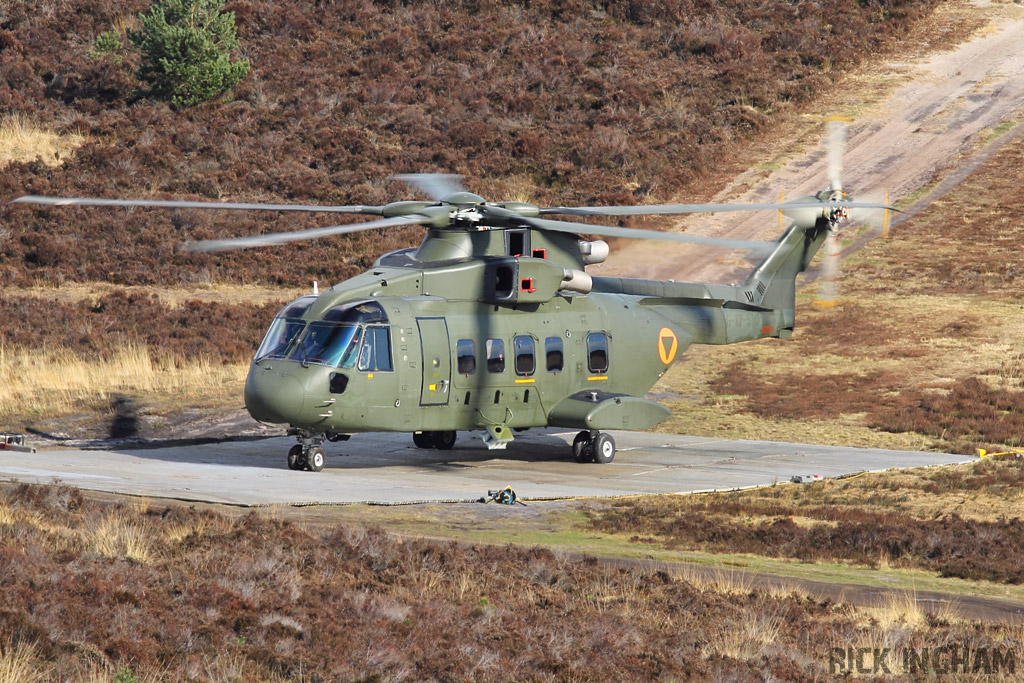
left=13, top=122, right=890, bottom=471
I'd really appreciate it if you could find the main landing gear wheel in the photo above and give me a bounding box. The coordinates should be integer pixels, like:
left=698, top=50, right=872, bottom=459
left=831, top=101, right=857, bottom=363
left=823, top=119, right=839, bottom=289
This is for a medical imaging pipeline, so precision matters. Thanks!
left=305, top=446, right=325, bottom=472
left=412, top=431, right=435, bottom=449
left=287, top=444, right=303, bottom=471
left=573, top=431, right=615, bottom=463
left=572, top=431, right=592, bottom=463
left=433, top=430, right=457, bottom=450
left=592, top=433, right=616, bottom=464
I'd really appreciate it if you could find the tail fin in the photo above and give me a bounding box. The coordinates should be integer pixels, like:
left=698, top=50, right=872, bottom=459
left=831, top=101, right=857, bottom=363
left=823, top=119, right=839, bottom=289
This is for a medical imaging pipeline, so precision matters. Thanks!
left=740, top=219, right=831, bottom=329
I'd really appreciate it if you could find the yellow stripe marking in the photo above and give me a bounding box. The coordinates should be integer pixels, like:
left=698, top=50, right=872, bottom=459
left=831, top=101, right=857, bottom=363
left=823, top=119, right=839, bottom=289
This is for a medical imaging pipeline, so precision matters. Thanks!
left=587, top=376, right=608, bottom=381
left=514, top=378, right=535, bottom=384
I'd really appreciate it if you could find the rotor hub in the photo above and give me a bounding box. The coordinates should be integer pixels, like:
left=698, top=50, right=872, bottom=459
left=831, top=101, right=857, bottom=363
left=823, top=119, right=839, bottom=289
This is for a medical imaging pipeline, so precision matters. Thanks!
left=450, top=206, right=485, bottom=227
left=441, top=191, right=487, bottom=207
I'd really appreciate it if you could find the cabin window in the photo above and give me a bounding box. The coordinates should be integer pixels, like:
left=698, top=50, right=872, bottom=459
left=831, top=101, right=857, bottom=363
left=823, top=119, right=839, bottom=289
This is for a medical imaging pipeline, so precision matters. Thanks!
left=545, top=337, right=563, bottom=372
left=357, top=325, right=393, bottom=372
left=486, top=338, right=505, bottom=373
left=457, top=339, right=476, bottom=375
left=513, top=335, right=535, bottom=376
left=587, top=332, right=609, bottom=373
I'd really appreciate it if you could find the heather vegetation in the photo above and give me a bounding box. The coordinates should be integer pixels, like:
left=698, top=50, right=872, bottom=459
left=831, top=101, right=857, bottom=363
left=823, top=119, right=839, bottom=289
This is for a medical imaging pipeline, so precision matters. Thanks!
left=2, top=482, right=1021, bottom=681
left=589, top=456, right=1024, bottom=584
left=0, top=290, right=275, bottom=361
left=1, top=0, right=938, bottom=289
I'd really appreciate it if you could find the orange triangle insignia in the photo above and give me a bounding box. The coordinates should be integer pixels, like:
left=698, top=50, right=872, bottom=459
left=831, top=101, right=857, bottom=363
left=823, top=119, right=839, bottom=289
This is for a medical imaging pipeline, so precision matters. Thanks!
left=658, top=327, right=678, bottom=364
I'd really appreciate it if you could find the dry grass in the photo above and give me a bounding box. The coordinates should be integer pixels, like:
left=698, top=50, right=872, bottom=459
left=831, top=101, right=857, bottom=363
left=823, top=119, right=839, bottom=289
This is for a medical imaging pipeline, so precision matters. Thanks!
left=0, top=498, right=16, bottom=526
left=671, top=563, right=757, bottom=596
left=3, top=282, right=309, bottom=309
left=863, top=589, right=928, bottom=631
left=776, top=456, right=1019, bottom=517
left=0, top=342, right=247, bottom=420
left=92, top=512, right=153, bottom=564
left=164, top=517, right=210, bottom=544
left=0, top=114, right=85, bottom=168
left=0, top=640, right=44, bottom=683
left=706, top=609, right=786, bottom=661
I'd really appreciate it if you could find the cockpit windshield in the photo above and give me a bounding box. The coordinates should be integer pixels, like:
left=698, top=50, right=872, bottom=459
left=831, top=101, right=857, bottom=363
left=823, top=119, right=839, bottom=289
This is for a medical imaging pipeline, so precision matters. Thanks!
left=254, top=295, right=317, bottom=361
left=256, top=298, right=392, bottom=369
left=288, top=323, right=362, bottom=368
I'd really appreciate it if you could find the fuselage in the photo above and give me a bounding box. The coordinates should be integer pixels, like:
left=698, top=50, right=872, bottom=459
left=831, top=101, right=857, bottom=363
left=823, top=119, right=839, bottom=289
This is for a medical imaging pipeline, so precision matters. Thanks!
left=243, top=218, right=808, bottom=438
left=244, top=264, right=687, bottom=434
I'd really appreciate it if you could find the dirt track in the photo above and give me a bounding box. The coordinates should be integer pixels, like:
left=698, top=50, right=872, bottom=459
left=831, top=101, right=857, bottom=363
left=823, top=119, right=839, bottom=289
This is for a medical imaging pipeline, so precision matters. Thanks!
left=595, top=1, right=1024, bottom=284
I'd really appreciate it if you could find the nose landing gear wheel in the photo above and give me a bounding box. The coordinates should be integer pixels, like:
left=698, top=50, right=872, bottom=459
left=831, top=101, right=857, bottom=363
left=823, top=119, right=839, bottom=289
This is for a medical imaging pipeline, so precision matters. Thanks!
left=305, top=446, right=325, bottom=472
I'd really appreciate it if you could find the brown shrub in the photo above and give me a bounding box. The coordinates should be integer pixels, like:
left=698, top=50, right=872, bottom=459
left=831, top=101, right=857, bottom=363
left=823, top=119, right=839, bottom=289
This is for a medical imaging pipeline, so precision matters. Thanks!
left=0, top=292, right=278, bottom=362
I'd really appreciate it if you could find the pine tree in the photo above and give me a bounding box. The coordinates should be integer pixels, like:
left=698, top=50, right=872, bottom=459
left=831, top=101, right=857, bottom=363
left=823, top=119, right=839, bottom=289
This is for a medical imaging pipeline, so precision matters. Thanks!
left=129, top=0, right=250, bottom=109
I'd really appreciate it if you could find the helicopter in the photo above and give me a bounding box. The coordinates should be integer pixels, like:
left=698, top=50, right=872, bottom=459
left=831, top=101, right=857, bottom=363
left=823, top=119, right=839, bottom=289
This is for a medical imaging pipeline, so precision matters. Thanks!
left=11, top=121, right=891, bottom=471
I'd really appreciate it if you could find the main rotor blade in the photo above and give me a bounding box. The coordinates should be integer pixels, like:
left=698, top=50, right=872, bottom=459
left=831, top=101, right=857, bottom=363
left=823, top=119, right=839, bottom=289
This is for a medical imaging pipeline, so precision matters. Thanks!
left=389, top=174, right=465, bottom=201
left=826, top=117, right=848, bottom=192
left=11, top=195, right=377, bottom=214
left=517, top=216, right=774, bottom=253
left=180, top=215, right=428, bottom=252
left=541, top=200, right=895, bottom=216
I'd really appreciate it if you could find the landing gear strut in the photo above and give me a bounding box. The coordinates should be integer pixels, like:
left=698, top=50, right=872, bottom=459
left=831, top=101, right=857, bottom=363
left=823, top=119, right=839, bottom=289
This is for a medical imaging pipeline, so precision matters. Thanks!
left=287, top=432, right=327, bottom=472
left=572, top=430, right=616, bottom=464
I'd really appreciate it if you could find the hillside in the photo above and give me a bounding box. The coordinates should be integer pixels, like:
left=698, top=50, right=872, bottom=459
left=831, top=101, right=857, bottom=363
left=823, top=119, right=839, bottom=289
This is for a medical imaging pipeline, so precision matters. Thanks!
left=2, top=0, right=937, bottom=288
left=651, top=126, right=1024, bottom=456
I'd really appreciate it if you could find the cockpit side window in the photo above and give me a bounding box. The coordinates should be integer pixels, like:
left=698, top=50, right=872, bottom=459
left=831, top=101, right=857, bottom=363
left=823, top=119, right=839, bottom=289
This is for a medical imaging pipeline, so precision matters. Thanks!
left=357, top=325, right=393, bottom=372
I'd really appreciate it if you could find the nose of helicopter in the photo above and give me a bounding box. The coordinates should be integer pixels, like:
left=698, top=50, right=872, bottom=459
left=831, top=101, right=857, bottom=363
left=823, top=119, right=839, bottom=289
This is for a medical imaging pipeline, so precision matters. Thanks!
left=245, top=367, right=305, bottom=424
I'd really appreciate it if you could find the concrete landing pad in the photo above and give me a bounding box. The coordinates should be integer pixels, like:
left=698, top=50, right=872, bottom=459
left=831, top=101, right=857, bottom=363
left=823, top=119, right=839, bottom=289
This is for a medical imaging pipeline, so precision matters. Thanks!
left=0, top=431, right=974, bottom=506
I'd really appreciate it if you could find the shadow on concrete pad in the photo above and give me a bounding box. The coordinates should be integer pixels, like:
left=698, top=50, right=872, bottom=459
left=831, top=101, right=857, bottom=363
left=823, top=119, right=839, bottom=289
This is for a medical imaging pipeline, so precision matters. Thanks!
left=111, top=429, right=577, bottom=472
